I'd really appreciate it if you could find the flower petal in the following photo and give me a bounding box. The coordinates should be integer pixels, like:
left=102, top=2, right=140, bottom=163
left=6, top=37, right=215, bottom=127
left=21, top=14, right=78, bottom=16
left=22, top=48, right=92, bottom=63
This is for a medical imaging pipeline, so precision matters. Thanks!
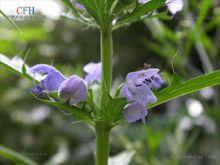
left=121, top=84, right=134, bottom=101
left=166, top=0, right=183, bottom=14
left=132, top=83, right=157, bottom=104
left=151, top=74, right=164, bottom=89
left=83, top=62, right=101, bottom=73
left=72, top=1, right=85, bottom=10
left=58, top=75, right=87, bottom=105
left=126, top=69, right=159, bottom=81
left=83, top=62, right=101, bottom=84
left=29, top=86, right=43, bottom=96
left=28, top=64, right=66, bottom=92
left=123, top=102, right=148, bottom=123
left=121, top=78, right=157, bottom=104
left=28, top=64, right=55, bottom=75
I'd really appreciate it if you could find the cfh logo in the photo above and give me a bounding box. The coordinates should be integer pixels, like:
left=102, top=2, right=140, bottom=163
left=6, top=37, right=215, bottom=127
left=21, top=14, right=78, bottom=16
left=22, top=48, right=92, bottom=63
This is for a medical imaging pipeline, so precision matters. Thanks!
left=0, top=0, right=61, bottom=20
left=16, top=7, right=35, bottom=15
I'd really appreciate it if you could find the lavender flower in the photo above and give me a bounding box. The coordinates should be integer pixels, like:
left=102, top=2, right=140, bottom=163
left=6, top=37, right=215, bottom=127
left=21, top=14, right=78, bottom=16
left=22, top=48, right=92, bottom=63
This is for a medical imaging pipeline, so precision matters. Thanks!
left=29, top=86, right=44, bottom=96
left=126, top=69, right=164, bottom=89
left=121, top=68, right=164, bottom=123
left=28, top=64, right=66, bottom=94
left=121, top=83, right=157, bottom=123
left=83, top=62, right=102, bottom=84
left=124, top=102, right=148, bottom=123
left=151, top=74, right=164, bottom=88
left=138, top=0, right=183, bottom=14
left=72, top=0, right=85, bottom=10
left=166, top=0, right=183, bottom=14
left=121, top=75, right=158, bottom=103
left=58, top=75, right=87, bottom=105
left=29, top=64, right=88, bottom=105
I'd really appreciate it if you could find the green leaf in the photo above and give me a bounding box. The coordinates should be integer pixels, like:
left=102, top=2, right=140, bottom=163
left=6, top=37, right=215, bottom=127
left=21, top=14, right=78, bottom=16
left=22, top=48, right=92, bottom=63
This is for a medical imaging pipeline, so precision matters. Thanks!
left=61, top=0, right=97, bottom=27
left=195, top=0, right=212, bottom=30
left=112, top=0, right=137, bottom=16
left=116, top=0, right=166, bottom=27
left=32, top=95, right=95, bottom=126
left=148, top=12, right=171, bottom=20
left=113, top=83, right=124, bottom=97
left=87, top=88, right=99, bottom=114
left=103, top=95, right=127, bottom=125
left=0, top=145, right=38, bottom=165
left=107, top=0, right=119, bottom=15
left=0, top=9, right=23, bottom=34
left=76, top=0, right=100, bottom=23
left=148, top=70, right=220, bottom=109
left=0, top=54, right=33, bottom=81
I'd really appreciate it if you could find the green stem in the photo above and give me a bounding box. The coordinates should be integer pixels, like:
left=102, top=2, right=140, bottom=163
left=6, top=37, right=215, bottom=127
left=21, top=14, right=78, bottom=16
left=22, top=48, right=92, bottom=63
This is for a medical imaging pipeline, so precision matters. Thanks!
left=98, top=20, right=113, bottom=165
left=100, top=29, right=113, bottom=108
left=0, top=145, right=38, bottom=165
left=95, top=124, right=110, bottom=165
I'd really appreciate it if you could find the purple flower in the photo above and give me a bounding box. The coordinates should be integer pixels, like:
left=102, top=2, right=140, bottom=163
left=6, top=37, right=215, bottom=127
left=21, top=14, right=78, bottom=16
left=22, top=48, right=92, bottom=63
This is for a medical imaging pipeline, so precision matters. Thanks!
left=126, top=69, right=164, bottom=89
left=58, top=75, right=87, bottom=105
left=121, top=77, right=157, bottom=103
left=28, top=64, right=87, bottom=105
left=121, top=83, right=157, bottom=123
left=29, top=86, right=43, bottom=96
left=28, top=64, right=66, bottom=94
left=121, top=68, right=164, bottom=123
left=124, top=102, right=148, bottom=123
left=166, top=0, right=183, bottom=14
left=138, top=0, right=183, bottom=14
left=72, top=0, right=85, bottom=10
left=83, top=62, right=102, bottom=84
left=151, top=74, right=164, bottom=89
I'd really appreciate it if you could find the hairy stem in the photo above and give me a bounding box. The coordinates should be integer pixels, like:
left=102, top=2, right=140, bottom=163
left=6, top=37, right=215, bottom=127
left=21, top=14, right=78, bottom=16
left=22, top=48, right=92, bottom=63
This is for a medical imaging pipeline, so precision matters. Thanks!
left=95, top=123, right=110, bottom=165
left=100, top=29, right=113, bottom=108
left=98, top=14, right=113, bottom=164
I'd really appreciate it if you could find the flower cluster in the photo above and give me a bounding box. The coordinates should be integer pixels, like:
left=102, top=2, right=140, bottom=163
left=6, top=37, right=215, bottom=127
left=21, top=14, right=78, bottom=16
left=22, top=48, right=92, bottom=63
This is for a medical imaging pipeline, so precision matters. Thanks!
left=28, top=62, right=163, bottom=124
left=120, top=69, right=164, bottom=123
left=28, top=62, right=101, bottom=105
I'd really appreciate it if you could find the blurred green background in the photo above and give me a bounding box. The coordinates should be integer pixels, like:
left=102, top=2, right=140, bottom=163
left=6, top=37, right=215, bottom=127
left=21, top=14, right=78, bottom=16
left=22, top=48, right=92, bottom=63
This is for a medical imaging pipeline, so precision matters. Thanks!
left=0, top=0, right=220, bottom=164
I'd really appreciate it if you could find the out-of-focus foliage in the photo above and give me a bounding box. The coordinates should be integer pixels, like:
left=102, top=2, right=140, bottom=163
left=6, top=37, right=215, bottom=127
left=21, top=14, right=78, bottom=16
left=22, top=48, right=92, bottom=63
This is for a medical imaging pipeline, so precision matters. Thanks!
left=0, top=0, right=220, bottom=164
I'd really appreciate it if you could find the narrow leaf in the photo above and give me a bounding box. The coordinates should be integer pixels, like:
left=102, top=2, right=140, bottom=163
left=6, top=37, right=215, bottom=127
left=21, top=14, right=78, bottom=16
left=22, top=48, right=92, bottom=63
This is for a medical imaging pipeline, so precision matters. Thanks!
left=0, top=54, right=33, bottom=81
left=0, top=145, right=38, bottom=165
left=0, top=9, right=23, bottom=34
left=32, top=95, right=94, bottom=125
left=104, top=95, right=127, bottom=124
left=117, top=0, right=166, bottom=26
left=148, top=70, right=220, bottom=109
left=62, top=0, right=97, bottom=27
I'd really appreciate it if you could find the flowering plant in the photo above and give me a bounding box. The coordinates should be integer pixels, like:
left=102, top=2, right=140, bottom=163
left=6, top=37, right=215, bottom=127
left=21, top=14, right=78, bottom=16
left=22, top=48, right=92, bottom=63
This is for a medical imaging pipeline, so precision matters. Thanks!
left=0, top=0, right=220, bottom=164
